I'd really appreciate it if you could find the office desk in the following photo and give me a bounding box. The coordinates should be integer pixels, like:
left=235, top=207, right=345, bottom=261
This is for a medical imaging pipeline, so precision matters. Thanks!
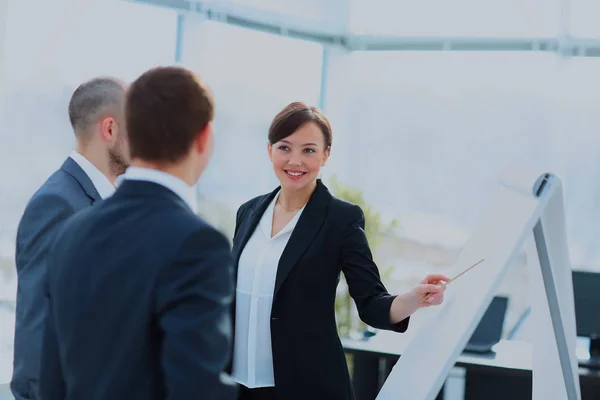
left=342, top=331, right=600, bottom=400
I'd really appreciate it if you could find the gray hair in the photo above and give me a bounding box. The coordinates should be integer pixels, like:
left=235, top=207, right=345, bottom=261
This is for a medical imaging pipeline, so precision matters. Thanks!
left=68, top=77, right=126, bottom=137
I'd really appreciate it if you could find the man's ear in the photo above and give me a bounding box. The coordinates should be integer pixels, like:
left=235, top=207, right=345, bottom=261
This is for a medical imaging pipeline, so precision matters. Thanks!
left=194, top=122, right=213, bottom=153
left=100, top=116, right=117, bottom=143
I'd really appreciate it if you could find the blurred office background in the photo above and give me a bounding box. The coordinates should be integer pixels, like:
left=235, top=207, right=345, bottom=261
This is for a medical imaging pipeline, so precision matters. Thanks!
left=2, top=0, right=600, bottom=398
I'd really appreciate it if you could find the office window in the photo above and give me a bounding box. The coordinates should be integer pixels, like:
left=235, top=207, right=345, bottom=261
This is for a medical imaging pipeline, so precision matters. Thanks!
left=570, top=0, right=600, bottom=37
left=224, top=0, right=330, bottom=22
left=349, top=0, right=560, bottom=37
left=324, top=51, right=600, bottom=330
left=180, top=20, right=323, bottom=237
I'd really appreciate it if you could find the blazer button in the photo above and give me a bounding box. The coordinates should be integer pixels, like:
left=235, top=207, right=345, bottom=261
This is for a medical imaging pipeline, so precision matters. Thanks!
left=271, top=317, right=278, bottom=321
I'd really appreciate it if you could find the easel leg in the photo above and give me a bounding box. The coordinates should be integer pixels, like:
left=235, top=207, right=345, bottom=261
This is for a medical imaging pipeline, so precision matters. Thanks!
left=533, top=221, right=579, bottom=400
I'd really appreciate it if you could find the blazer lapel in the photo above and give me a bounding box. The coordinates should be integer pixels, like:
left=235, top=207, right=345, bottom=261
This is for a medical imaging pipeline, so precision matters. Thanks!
left=60, top=157, right=102, bottom=204
left=274, top=180, right=330, bottom=296
left=232, top=188, right=279, bottom=268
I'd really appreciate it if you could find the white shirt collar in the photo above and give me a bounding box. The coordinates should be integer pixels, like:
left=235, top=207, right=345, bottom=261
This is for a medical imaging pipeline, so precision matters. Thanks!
left=69, top=151, right=115, bottom=200
left=116, top=166, right=197, bottom=212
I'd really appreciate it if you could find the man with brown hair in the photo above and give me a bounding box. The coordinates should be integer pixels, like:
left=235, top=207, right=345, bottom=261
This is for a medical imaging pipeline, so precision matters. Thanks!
left=38, top=66, right=238, bottom=400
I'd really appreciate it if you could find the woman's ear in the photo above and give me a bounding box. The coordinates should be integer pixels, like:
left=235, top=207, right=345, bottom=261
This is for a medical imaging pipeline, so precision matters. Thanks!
left=322, top=146, right=331, bottom=166
left=267, top=142, right=273, bottom=162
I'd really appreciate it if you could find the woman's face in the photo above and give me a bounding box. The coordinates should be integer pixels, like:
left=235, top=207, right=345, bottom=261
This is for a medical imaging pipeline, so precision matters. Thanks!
left=268, top=122, right=329, bottom=192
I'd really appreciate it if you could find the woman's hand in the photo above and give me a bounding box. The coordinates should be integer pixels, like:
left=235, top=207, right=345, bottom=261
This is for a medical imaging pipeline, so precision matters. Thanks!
left=413, top=273, right=449, bottom=308
left=389, top=273, right=450, bottom=324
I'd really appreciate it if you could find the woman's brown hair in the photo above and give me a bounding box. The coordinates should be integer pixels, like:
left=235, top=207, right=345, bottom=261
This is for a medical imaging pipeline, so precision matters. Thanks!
left=268, top=102, right=332, bottom=148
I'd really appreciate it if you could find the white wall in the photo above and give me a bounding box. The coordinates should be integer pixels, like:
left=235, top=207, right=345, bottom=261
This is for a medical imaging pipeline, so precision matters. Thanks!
left=0, top=0, right=7, bottom=135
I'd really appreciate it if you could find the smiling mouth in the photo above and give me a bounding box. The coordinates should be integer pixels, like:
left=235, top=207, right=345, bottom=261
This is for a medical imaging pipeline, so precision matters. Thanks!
left=285, top=170, right=307, bottom=179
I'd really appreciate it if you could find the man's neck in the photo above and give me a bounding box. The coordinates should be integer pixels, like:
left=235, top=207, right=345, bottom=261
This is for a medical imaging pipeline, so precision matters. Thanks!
left=76, top=147, right=115, bottom=185
left=130, top=159, right=196, bottom=186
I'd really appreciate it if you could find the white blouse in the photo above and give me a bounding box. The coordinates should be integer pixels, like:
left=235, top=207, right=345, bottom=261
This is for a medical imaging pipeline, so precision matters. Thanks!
left=231, top=193, right=305, bottom=388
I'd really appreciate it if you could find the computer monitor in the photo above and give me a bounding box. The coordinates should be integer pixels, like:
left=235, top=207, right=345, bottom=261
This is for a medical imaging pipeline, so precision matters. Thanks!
left=464, top=295, right=508, bottom=353
left=572, top=270, right=600, bottom=358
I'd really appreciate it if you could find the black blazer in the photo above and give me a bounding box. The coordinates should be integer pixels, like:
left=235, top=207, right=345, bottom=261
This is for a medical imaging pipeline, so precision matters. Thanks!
left=12, top=157, right=101, bottom=400
left=231, top=180, right=409, bottom=400
left=39, top=180, right=238, bottom=400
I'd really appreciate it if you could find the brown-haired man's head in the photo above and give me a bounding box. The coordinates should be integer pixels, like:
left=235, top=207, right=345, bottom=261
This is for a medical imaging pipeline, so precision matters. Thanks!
left=267, top=102, right=332, bottom=193
left=125, top=66, right=215, bottom=185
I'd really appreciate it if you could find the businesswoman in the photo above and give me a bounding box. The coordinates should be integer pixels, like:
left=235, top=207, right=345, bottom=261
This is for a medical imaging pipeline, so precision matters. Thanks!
left=231, top=102, right=448, bottom=400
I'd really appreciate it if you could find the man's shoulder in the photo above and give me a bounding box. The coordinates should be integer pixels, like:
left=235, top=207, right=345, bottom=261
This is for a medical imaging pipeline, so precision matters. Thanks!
left=108, top=196, right=226, bottom=245
left=176, top=209, right=227, bottom=243
left=126, top=205, right=232, bottom=265
left=52, top=199, right=215, bottom=259
left=19, top=170, right=80, bottom=224
left=15, top=170, right=88, bottom=258
left=28, top=168, right=85, bottom=207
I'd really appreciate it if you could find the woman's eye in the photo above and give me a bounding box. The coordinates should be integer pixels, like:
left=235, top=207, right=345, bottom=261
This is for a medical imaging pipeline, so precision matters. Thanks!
left=278, top=145, right=289, bottom=151
left=304, top=148, right=315, bottom=153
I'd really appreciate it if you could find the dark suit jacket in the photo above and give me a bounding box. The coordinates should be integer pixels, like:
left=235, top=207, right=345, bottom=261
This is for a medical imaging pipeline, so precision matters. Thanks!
left=38, top=180, right=238, bottom=400
left=231, top=180, right=409, bottom=400
left=12, top=157, right=101, bottom=400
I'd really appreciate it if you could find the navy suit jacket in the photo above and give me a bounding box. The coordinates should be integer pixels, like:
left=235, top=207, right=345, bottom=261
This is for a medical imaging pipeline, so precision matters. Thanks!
left=12, top=157, right=101, bottom=400
left=38, top=179, right=238, bottom=400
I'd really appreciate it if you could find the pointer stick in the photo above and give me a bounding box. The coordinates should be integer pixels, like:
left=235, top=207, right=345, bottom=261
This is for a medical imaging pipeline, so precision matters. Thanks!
left=421, top=258, right=485, bottom=303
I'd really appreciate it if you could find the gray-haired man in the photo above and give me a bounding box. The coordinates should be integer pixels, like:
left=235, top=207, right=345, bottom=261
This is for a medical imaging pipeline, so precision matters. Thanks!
left=11, top=77, right=130, bottom=400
